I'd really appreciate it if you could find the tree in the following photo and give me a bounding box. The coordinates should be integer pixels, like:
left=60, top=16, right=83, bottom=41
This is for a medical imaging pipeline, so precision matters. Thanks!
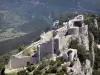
left=0, top=67, right=5, bottom=75
left=56, top=70, right=65, bottom=75
left=27, top=65, right=35, bottom=72
left=18, top=45, right=25, bottom=52
left=62, top=66, right=68, bottom=74
left=48, top=66, right=57, bottom=73
left=37, top=63, right=45, bottom=70
left=59, top=57, right=66, bottom=63
left=56, top=60, right=62, bottom=67
left=33, top=70, right=42, bottom=75
left=68, top=39, right=79, bottom=49
left=43, top=73, right=48, bottom=75
left=69, top=61, right=74, bottom=67
left=49, top=60, right=56, bottom=66
left=17, top=70, right=29, bottom=75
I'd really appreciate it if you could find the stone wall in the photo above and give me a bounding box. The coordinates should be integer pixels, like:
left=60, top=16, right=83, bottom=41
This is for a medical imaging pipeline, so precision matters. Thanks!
left=68, top=27, right=79, bottom=36
left=79, top=25, right=88, bottom=35
left=56, top=25, right=68, bottom=37
left=7, top=56, right=31, bottom=69
left=37, top=39, right=54, bottom=61
left=54, top=38, right=60, bottom=54
left=59, top=35, right=72, bottom=50
left=81, top=25, right=89, bottom=50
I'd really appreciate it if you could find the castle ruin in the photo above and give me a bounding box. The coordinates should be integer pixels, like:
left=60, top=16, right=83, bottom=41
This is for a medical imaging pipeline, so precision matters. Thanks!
left=5, top=15, right=94, bottom=75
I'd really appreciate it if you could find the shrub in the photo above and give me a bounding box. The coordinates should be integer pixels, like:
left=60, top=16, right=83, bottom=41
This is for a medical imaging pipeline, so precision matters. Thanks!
left=27, top=65, right=35, bottom=72
left=69, top=61, right=74, bottom=67
left=93, top=69, right=100, bottom=75
left=42, top=59, right=49, bottom=67
left=56, top=70, right=65, bottom=75
left=62, top=66, right=68, bottom=74
left=77, top=52, right=85, bottom=63
left=17, top=70, right=29, bottom=75
left=0, top=67, right=5, bottom=75
left=68, top=39, right=79, bottom=49
left=18, top=45, right=25, bottom=52
left=37, top=63, right=45, bottom=70
left=60, top=57, right=66, bottom=63
left=45, top=70, right=49, bottom=74
left=33, top=70, right=42, bottom=75
left=49, top=60, right=56, bottom=66
left=48, top=66, right=57, bottom=73
left=56, top=60, right=62, bottom=67
left=43, top=73, right=48, bottom=75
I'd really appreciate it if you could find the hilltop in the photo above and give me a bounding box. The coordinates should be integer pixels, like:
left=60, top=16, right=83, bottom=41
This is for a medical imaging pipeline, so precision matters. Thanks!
left=0, top=13, right=100, bottom=75
left=4, top=15, right=94, bottom=75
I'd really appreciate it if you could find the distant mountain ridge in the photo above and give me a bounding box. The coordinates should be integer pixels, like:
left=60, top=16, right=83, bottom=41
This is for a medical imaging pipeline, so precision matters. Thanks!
left=0, top=0, right=100, bottom=17
left=0, top=0, right=100, bottom=46
left=0, top=0, right=99, bottom=39
left=0, top=0, right=99, bottom=26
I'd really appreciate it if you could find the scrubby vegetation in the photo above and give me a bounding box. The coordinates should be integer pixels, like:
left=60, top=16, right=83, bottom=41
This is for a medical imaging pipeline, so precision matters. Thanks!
left=84, top=13, right=100, bottom=75
left=26, top=65, right=35, bottom=72
left=17, top=70, right=29, bottom=75
left=84, top=13, right=100, bottom=43
left=93, top=45, right=100, bottom=75
left=18, top=45, right=26, bottom=52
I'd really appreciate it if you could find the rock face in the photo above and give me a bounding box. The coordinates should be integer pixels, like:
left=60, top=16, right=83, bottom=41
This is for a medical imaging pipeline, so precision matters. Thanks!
left=5, top=15, right=95, bottom=75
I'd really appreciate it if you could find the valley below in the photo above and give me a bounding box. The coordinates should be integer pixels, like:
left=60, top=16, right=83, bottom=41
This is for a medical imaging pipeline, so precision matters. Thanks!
left=0, top=30, right=42, bottom=55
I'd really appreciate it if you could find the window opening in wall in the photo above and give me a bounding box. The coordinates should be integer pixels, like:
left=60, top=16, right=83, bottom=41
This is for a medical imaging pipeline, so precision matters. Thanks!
left=74, top=21, right=82, bottom=27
